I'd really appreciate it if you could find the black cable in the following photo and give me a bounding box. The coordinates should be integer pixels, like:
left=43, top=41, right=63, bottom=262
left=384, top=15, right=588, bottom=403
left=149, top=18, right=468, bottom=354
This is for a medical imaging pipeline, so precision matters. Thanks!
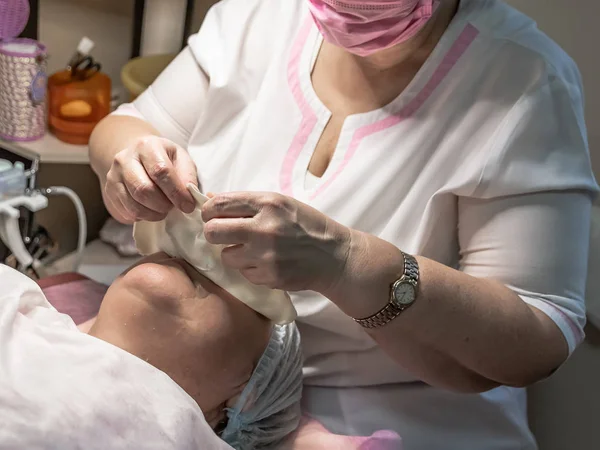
left=182, top=0, right=196, bottom=50
left=19, top=0, right=39, bottom=40
left=131, top=0, right=146, bottom=59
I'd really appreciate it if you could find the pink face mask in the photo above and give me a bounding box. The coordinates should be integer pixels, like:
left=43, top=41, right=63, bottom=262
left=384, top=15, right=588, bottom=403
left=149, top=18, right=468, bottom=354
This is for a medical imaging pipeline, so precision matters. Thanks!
left=307, top=0, right=440, bottom=57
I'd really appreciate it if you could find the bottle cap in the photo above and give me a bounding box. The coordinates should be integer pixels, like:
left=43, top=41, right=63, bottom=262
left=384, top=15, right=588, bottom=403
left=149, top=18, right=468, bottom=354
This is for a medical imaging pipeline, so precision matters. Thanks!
left=0, top=159, right=12, bottom=173
left=77, top=37, right=95, bottom=56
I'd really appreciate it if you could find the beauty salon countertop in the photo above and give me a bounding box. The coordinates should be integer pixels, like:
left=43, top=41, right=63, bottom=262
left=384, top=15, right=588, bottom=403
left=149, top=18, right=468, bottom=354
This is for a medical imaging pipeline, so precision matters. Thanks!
left=0, top=133, right=89, bottom=164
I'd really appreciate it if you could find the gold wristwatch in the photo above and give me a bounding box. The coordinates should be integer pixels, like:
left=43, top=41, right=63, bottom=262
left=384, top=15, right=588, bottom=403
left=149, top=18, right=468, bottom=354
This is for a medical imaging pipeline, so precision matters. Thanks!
left=353, top=252, right=419, bottom=329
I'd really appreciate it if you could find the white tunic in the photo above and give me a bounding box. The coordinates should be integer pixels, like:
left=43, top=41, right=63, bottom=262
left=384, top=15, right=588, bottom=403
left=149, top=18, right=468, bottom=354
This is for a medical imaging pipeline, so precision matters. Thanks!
left=113, top=0, right=599, bottom=448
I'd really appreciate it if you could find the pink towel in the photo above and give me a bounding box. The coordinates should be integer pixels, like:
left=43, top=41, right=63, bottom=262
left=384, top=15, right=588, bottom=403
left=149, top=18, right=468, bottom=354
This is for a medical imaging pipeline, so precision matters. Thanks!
left=39, top=274, right=107, bottom=325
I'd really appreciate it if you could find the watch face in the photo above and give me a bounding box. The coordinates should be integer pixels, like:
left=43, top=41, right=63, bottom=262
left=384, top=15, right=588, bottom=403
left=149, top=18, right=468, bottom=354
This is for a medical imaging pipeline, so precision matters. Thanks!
left=393, top=282, right=415, bottom=307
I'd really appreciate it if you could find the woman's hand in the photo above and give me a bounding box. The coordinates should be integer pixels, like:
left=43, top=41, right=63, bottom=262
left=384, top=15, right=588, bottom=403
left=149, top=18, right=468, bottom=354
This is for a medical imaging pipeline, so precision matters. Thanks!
left=103, top=136, right=198, bottom=222
left=201, top=192, right=352, bottom=293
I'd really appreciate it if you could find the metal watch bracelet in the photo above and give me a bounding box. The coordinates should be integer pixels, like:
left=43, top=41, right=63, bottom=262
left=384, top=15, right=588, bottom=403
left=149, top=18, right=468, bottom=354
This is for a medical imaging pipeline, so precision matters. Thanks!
left=353, top=253, right=419, bottom=330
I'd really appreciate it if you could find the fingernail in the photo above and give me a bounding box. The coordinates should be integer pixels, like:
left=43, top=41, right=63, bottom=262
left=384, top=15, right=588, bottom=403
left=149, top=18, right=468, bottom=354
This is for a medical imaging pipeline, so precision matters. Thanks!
left=182, top=200, right=196, bottom=213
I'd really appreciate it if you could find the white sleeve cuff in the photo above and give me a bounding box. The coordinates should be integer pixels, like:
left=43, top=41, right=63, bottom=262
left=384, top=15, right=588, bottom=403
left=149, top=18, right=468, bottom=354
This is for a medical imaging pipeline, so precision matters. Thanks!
left=520, top=295, right=585, bottom=355
left=111, top=103, right=146, bottom=121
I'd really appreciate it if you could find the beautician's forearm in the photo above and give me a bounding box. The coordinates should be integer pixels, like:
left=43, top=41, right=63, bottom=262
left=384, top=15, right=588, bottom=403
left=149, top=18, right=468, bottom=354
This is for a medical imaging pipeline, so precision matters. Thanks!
left=89, top=116, right=160, bottom=223
left=323, top=231, right=568, bottom=392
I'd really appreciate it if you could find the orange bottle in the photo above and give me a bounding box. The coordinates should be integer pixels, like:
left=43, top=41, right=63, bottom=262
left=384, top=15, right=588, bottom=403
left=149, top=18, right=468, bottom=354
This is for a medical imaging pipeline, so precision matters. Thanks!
left=47, top=70, right=111, bottom=145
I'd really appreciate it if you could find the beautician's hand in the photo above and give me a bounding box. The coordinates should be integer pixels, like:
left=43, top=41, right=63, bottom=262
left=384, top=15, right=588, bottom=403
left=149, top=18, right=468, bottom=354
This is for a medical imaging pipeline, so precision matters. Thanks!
left=202, top=192, right=352, bottom=292
left=104, top=136, right=198, bottom=222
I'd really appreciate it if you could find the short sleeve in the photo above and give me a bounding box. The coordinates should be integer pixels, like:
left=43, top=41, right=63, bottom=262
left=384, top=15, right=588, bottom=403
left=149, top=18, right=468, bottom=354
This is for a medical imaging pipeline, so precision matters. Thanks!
left=111, top=46, right=209, bottom=148
left=475, top=76, right=598, bottom=198
left=110, top=2, right=227, bottom=147
left=458, top=192, right=592, bottom=355
left=458, top=70, right=598, bottom=355
left=111, top=0, right=304, bottom=149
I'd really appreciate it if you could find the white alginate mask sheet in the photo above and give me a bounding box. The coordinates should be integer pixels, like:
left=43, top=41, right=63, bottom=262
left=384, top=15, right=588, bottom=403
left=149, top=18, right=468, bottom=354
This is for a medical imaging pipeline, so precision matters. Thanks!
left=133, top=185, right=297, bottom=325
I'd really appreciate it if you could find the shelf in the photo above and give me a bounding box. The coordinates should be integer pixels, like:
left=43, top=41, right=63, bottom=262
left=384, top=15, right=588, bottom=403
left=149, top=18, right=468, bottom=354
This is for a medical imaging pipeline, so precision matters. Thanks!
left=0, top=133, right=89, bottom=164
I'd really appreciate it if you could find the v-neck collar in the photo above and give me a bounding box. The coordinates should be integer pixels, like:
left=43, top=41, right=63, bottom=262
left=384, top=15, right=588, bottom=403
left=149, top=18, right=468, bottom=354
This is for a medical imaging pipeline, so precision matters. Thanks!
left=300, top=11, right=468, bottom=128
left=283, top=4, right=477, bottom=201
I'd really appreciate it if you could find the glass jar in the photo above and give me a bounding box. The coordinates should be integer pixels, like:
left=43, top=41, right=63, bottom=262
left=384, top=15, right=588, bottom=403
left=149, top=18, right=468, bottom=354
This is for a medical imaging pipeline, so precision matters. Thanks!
left=47, top=70, right=111, bottom=145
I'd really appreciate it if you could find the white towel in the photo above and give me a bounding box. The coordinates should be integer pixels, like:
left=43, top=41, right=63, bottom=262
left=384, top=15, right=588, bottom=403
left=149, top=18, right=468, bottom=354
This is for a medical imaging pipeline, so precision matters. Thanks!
left=99, top=218, right=139, bottom=257
left=0, top=264, right=232, bottom=450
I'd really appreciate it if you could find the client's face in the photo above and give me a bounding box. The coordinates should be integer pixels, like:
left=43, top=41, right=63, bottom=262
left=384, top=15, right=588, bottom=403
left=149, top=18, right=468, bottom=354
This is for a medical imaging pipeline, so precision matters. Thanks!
left=88, top=252, right=271, bottom=427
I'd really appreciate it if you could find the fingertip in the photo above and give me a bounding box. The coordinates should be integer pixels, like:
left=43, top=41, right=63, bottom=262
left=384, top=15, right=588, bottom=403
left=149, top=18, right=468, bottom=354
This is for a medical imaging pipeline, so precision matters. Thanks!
left=169, top=183, right=193, bottom=213
left=185, top=181, right=198, bottom=191
left=199, top=204, right=210, bottom=222
left=180, top=199, right=196, bottom=214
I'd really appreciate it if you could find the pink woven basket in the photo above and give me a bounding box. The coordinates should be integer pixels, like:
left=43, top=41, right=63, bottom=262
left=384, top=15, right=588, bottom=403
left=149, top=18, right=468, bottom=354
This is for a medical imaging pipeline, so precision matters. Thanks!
left=0, top=0, right=30, bottom=40
left=0, top=1, right=47, bottom=142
